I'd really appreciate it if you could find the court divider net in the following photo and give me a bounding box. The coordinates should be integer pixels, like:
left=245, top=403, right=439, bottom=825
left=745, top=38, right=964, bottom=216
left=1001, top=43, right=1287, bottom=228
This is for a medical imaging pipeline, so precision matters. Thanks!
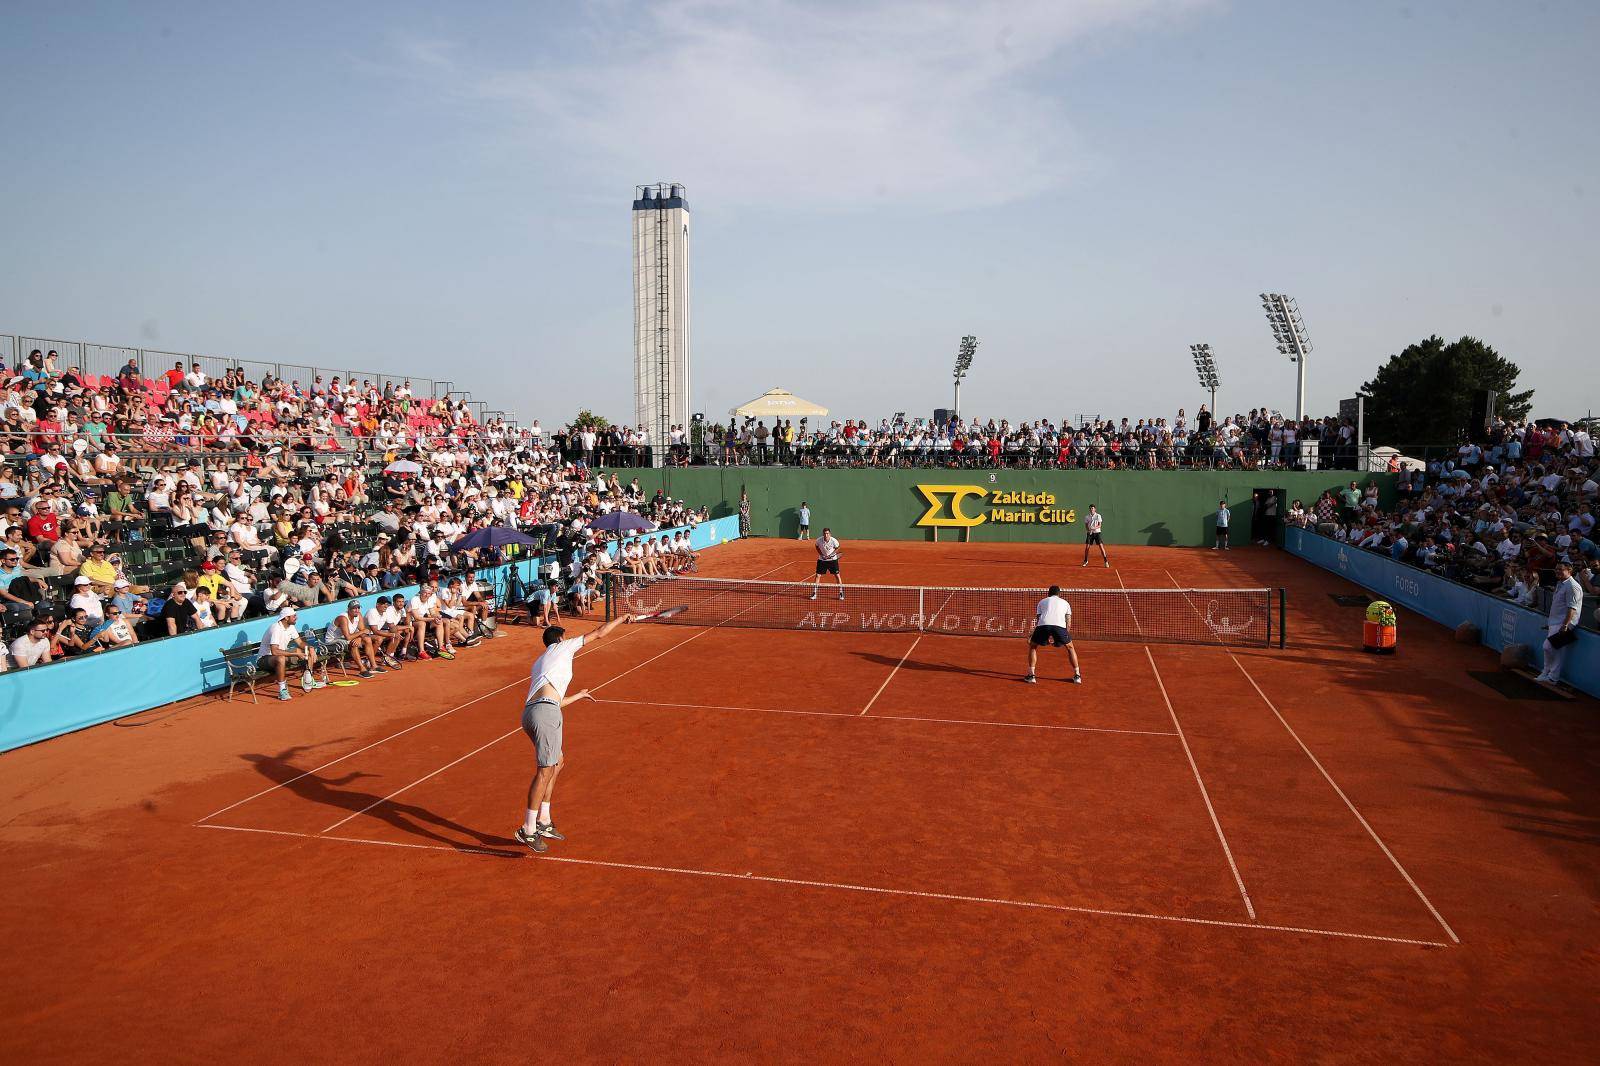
left=606, top=574, right=1282, bottom=648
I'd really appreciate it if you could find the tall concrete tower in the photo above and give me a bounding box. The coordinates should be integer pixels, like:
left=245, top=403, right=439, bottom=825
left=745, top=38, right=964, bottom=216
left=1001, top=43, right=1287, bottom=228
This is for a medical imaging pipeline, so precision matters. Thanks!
left=632, top=182, right=691, bottom=465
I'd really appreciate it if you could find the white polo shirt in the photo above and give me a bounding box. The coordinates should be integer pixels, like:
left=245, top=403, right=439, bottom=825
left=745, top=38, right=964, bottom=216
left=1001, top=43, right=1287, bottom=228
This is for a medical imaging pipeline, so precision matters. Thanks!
left=258, top=620, right=299, bottom=658
left=1035, top=595, right=1072, bottom=629
left=527, top=636, right=586, bottom=702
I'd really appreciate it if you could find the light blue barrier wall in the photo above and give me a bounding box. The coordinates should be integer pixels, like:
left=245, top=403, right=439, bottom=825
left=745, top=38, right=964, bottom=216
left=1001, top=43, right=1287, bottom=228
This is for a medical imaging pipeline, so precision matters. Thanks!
left=1284, top=527, right=1598, bottom=698
left=0, top=516, right=743, bottom=753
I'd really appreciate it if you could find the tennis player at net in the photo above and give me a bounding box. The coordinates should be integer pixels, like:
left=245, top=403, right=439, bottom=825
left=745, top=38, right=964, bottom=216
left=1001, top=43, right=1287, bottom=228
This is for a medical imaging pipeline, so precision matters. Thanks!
left=809, top=527, right=845, bottom=601
left=515, top=613, right=632, bottom=854
left=1025, top=585, right=1082, bottom=685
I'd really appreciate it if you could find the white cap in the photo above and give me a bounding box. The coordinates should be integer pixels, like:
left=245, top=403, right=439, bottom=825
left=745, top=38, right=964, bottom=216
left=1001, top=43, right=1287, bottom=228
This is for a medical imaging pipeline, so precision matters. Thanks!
left=114, top=578, right=130, bottom=588
left=74, top=575, right=91, bottom=585
left=278, top=605, right=297, bottom=618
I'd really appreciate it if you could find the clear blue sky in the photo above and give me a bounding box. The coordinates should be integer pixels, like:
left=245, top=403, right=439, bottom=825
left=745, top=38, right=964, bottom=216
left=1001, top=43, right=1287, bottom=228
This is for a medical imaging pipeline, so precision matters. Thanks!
left=4, top=1, right=1596, bottom=436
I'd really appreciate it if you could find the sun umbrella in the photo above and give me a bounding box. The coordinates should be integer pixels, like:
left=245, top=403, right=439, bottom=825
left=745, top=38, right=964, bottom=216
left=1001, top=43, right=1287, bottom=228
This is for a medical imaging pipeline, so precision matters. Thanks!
left=384, top=459, right=422, bottom=474
left=452, top=526, right=540, bottom=552
left=588, top=511, right=653, bottom=534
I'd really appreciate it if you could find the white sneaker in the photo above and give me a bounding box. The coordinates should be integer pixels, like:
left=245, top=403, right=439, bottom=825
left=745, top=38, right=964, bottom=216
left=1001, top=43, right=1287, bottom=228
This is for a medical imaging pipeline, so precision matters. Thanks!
left=301, top=670, right=315, bottom=691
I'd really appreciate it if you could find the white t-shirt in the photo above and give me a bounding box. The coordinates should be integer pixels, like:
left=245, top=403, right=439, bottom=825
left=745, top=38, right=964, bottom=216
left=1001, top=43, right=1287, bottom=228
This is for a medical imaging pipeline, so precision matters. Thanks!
left=1085, top=511, right=1103, bottom=534
left=1035, top=595, right=1072, bottom=629
left=365, top=605, right=393, bottom=629
left=8, top=634, right=51, bottom=667
left=817, top=535, right=840, bottom=561
left=258, top=620, right=298, bottom=658
left=527, top=636, right=586, bottom=702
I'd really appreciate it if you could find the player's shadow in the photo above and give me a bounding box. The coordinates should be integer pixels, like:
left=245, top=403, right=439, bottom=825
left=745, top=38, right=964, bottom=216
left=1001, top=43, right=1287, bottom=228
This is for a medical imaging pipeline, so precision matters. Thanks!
left=1140, top=521, right=1175, bottom=547
left=853, top=651, right=1017, bottom=681
left=239, top=746, right=521, bottom=856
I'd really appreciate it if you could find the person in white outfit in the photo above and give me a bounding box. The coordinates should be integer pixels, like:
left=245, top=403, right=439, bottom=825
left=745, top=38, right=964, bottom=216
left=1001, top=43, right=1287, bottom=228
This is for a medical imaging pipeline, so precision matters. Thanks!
left=1537, top=560, right=1584, bottom=684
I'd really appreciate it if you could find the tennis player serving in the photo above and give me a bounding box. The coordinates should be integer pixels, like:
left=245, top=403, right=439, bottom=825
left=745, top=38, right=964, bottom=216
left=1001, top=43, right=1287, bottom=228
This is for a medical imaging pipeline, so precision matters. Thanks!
left=515, top=613, right=631, bottom=853
left=1025, top=585, right=1082, bottom=685
left=809, top=527, right=845, bottom=601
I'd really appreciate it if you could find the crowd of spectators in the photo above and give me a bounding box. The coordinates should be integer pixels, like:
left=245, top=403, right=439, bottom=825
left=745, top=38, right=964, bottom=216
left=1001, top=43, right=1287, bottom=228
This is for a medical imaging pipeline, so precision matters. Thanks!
left=0, top=350, right=707, bottom=677
left=547, top=409, right=1378, bottom=471
left=1284, top=419, right=1599, bottom=628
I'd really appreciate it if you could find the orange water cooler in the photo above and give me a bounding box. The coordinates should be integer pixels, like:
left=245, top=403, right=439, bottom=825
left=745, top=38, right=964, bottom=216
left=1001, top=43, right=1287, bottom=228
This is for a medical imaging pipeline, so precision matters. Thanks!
left=1363, top=601, right=1397, bottom=654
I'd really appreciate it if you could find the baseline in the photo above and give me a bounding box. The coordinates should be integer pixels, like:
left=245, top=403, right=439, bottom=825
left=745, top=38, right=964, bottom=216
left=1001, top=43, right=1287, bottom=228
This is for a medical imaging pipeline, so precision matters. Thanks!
left=195, top=823, right=1449, bottom=949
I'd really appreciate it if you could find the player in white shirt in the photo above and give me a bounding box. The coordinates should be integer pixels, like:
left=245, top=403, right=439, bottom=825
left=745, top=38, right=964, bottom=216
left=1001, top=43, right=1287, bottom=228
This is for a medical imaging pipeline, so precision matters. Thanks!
left=327, top=601, right=383, bottom=677
left=1025, top=585, right=1082, bottom=685
left=1081, top=504, right=1109, bottom=568
left=809, top=528, right=845, bottom=601
left=514, top=613, right=633, bottom=853
left=258, top=605, right=325, bottom=700
left=364, top=595, right=411, bottom=668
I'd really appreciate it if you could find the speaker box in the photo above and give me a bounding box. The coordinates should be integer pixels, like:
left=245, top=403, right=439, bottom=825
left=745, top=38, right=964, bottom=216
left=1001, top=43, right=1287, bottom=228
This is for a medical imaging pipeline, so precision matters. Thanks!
left=1468, top=389, right=1497, bottom=442
left=933, top=408, right=952, bottom=427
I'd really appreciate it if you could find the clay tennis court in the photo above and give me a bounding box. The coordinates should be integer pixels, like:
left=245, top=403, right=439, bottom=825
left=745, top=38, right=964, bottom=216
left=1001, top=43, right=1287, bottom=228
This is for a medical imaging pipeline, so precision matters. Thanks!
left=3, top=540, right=1597, bottom=1062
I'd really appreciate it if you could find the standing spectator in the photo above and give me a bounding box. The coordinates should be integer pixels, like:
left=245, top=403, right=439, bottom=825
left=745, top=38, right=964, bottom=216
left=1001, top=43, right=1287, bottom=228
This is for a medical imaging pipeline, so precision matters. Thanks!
left=1213, top=500, right=1231, bottom=550
left=1536, top=561, right=1584, bottom=685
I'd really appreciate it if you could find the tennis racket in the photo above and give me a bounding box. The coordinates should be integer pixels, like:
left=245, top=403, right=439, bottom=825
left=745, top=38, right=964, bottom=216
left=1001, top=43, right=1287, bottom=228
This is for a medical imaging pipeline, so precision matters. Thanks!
left=632, top=605, right=689, bottom=622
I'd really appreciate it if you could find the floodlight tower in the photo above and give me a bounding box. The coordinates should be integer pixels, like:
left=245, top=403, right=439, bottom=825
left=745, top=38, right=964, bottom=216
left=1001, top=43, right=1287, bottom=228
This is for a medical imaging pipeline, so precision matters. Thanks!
left=1260, top=293, right=1312, bottom=419
left=633, top=183, right=691, bottom=467
left=1190, top=343, right=1219, bottom=413
left=952, top=335, right=977, bottom=420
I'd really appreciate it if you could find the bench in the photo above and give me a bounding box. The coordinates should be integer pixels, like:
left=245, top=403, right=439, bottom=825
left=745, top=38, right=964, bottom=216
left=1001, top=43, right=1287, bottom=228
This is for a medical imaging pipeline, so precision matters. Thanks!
left=219, top=645, right=270, bottom=703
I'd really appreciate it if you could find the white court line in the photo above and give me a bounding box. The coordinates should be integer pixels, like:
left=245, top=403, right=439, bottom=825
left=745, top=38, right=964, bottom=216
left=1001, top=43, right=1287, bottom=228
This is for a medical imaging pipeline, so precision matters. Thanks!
left=195, top=823, right=1448, bottom=948
left=1144, top=647, right=1257, bottom=921
left=193, top=676, right=530, bottom=825
left=322, top=726, right=523, bottom=833
left=1156, top=568, right=1459, bottom=944
left=859, top=635, right=922, bottom=715
left=592, top=559, right=794, bottom=694
left=197, top=559, right=790, bottom=828
left=1114, top=569, right=1146, bottom=639
left=1227, top=654, right=1462, bottom=945
left=594, top=697, right=1178, bottom=737
left=322, top=560, right=799, bottom=834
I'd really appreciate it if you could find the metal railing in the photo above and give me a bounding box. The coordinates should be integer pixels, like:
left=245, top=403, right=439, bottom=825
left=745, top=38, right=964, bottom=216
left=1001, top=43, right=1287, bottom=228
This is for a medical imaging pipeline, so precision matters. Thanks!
left=3, top=328, right=446, bottom=401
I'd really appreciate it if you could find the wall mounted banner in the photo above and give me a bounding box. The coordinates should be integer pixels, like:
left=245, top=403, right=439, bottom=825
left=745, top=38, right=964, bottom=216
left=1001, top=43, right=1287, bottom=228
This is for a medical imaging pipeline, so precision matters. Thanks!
left=914, top=485, right=1078, bottom=528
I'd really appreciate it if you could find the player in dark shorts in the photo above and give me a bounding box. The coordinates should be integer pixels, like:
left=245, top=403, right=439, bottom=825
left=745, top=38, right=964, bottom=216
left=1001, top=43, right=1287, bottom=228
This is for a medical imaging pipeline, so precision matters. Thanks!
left=1025, top=585, right=1082, bottom=684
left=1081, top=503, right=1108, bottom=567
left=809, top=527, right=844, bottom=601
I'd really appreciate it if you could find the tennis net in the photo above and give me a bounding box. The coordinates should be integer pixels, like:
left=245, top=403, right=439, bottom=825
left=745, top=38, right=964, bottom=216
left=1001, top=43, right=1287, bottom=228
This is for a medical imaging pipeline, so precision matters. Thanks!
left=607, top=575, right=1283, bottom=647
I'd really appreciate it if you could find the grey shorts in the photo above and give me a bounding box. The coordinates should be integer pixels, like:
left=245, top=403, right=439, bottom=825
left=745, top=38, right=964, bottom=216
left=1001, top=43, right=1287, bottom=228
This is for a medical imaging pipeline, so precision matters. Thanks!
left=522, top=697, right=563, bottom=767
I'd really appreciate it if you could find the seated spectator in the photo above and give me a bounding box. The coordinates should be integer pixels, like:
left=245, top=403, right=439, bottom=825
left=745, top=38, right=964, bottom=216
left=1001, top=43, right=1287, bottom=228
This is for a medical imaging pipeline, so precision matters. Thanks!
left=78, top=541, right=118, bottom=594
left=89, top=600, right=140, bottom=648
left=68, top=576, right=104, bottom=626
left=55, top=608, right=103, bottom=656
left=160, top=583, right=198, bottom=637
left=9, top=616, right=56, bottom=668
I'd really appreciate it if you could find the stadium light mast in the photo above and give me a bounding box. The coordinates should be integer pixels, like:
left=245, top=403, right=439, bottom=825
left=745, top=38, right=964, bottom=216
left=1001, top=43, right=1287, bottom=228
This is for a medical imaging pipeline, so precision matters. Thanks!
left=1260, top=293, right=1312, bottom=419
left=1190, top=343, right=1220, bottom=413
left=952, top=335, right=978, bottom=420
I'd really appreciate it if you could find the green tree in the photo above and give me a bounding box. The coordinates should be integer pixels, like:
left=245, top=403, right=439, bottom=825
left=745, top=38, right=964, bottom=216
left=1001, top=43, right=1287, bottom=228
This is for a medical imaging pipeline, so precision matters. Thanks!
left=1361, top=335, right=1533, bottom=446
left=572, top=408, right=611, bottom=430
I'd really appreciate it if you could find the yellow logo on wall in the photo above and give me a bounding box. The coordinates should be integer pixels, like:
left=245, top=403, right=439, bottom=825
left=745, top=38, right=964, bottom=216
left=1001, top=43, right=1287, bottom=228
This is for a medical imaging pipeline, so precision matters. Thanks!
left=914, top=485, right=1078, bottom=528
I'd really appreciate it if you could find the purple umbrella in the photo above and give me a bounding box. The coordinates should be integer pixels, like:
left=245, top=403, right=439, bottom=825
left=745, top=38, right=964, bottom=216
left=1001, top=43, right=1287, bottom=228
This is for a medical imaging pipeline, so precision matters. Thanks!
left=451, top=526, right=540, bottom=552
left=587, top=511, right=653, bottom=534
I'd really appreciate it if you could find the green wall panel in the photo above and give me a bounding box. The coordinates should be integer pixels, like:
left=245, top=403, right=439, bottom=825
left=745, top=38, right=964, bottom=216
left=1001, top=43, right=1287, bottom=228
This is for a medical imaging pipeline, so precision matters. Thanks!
left=627, top=468, right=1393, bottom=547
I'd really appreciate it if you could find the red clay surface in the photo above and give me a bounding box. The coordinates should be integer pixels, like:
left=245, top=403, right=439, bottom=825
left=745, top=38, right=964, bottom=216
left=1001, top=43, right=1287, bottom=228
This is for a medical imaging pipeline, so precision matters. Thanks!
left=3, top=539, right=1598, bottom=1063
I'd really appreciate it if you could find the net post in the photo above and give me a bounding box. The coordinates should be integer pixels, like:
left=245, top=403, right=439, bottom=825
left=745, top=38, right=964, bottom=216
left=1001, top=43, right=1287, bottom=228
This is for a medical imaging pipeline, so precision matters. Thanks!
left=605, top=573, right=614, bottom=622
left=1277, top=588, right=1286, bottom=648
left=918, top=587, right=925, bottom=632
